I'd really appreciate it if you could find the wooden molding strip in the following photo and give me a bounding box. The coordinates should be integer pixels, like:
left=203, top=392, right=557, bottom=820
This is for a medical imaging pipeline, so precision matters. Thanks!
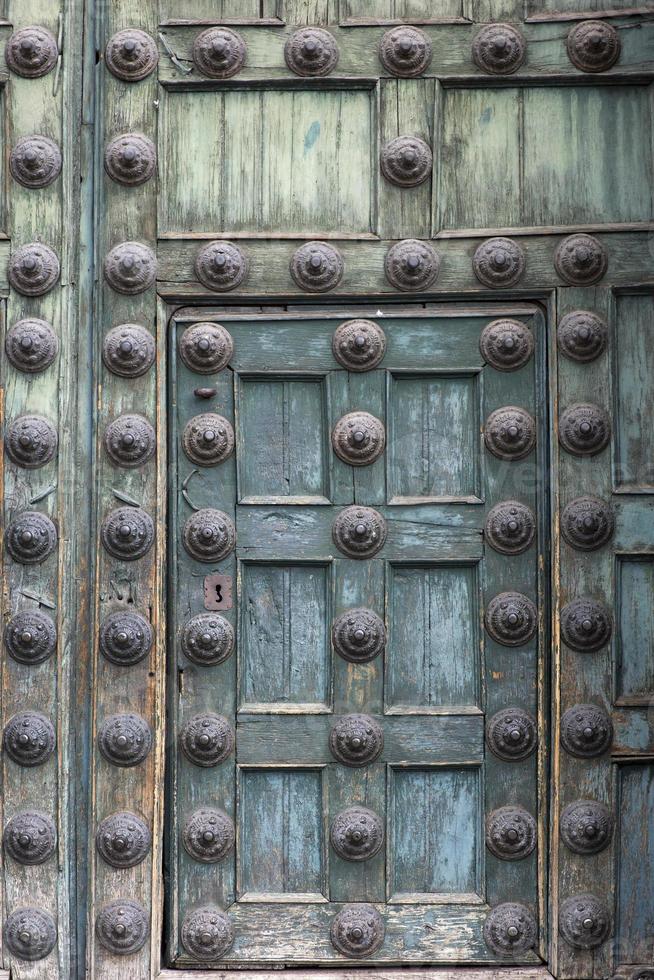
left=158, top=969, right=555, bottom=979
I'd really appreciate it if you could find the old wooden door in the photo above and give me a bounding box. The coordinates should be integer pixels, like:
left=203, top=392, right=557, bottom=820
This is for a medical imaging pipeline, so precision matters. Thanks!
left=0, top=1, right=653, bottom=978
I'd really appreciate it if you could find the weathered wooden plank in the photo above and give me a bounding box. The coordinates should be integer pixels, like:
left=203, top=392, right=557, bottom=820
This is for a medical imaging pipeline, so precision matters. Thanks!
left=159, top=970, right=555, bottom=980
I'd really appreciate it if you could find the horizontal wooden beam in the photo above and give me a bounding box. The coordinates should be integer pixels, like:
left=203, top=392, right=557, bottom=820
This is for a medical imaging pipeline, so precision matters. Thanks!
left=158, top=969, right=555, bottom=980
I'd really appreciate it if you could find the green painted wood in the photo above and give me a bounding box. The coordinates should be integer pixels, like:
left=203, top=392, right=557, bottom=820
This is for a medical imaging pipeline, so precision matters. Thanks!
left=526, top=0, right=654, bottom=17
left=160, top=0, right=282, bottom=23
left=616, top=557, right=654, bottom=703
left=613, top=293, right=654, bottom=491
left=341, top=0, right=468, bottom=23
left=616, top=764, right=654, bottom=965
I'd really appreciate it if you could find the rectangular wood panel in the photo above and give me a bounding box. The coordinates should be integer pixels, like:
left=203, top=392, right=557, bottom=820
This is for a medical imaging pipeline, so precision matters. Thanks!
left=616, top=556, right=654, bottom=704
left=616, top=763, right=654, bottom=966
left=341, top=0, right=468, bottom=23
left=527, top=0, right=654, bottom=17
left=613, top=293, right=654, bottom=492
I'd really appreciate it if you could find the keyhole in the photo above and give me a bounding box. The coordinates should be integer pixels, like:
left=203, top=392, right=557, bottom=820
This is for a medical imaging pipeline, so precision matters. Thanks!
left=215, top=583, right=223, bottom=604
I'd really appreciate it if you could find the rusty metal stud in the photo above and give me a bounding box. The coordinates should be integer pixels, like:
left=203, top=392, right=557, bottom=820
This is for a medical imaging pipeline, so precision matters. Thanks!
left=95, top=899, right=149, bottom=955
left=181, top=613, right=234, bottom=667
left=4, top=908, right=57, bottom=961
left=561, top=496, right=613, bottom=551
left=473, top=237, right=525, bottom=288
left=385, top=239, right=440, bottom=291
left=559, top=894, right=611, bottom=950
left=285, top=27, right=339, bottom=76
left=195, top=241, right=248, bottom=292
left=5, top=27, right=58, bottom=78
left=332, top=608, right=385, bottom=664
left=290, top=241, right=344, bottom=292
left=4, top=610, right=56, bottom=666
left=105, top=29, right=158, bottom=81
left=480, top=318, right=534, bottom=372
left=5, top=318, right=58, bottom=373
left=484, top=406, right=535, bottom=461
left=329, top=714, right=383, bottom=767
left=181, top=907, right=234, bottom=961
left=332, top=319, right=386, bottom=372
left=101, top=506, right=154, bottom=561
left=193, top=26, right=246, bottom=79
left=332, top=412, right=385, bottom=467
left=559, top=403, right=610, bottom=457
left=567, top=20, right=620, bottom=73
left=5, top=416, right=57, bottom=469
left=560, top=800, right=612, bottom=855
left=380, top=136, right=432, bottom=187
left=4, top=811, right=56, bottom=865
left=96, top=812, right=151, bottom=868
left=182, top=413, right=235, bottom=466
left=3, top=711, right=55, bottom=766
left=485, top=500, right=536, bottom=555
left=180, top=713, right=234, bottom=767
left=486, top=806, right=536, bottom=861
left=102, top=323, right=155, bottom=378
left=179, top=322, right=234, bottom=374
left=97, top=713, right=152, bottom=767
left=330, top=904, right=385, bottom=959
left=330, top=806, right=384, bottom=862
left=183, top=509, right=236, bottom=563
left=6, top=512, right=57, bottom=565
left=472, top=23, right=526, bottom=75
left=10, top=136, right=62, bottom=188
left=183, top=807, right=235, bottom=863
left=484, top=903, right=536, bottom=955
left=485, top=592, right=537, bottom=647
left=561, top=704, right=613, bottom=758
left=104, top=241, right=156, bottom=294
left=555, top=234, right=607, bottom=285
left=332, top=506, right=387, bottom=559
left=104, top=133, right=156, bottom=186
left=486, top=707, right=537, bottom=762
left=560, top=598, right=612, bottom=652
left=104, top=414, right=156, bottom=468
left=99, top=611, right=153, bottom=666
left=379, top=26, right=431, bottom=77
left=557, top=310, right=607, bottom=363
left=9, top=243, right=60, bottom=297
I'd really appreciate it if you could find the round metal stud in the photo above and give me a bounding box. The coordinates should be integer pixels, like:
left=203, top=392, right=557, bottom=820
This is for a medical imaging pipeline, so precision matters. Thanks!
left=559, top=893, right=611, bottom=950
left=95, top=899, right=148, bottom=955
left=329, top=714, right=383, bottom=767
left=192, top=27, right=246, bottom=79
left=379, top=26, right=431, bottom=77
left=4, top=811, right=56, bottom=865
left=182, top=509, right=236, bottom=563
left=559, top=403, right=610, bottom=457
left=631, top=970, right=654, bottom=979
left=179, top=322, right=234, bottom=374
left=561, top=496, right=613, bottom=551
left=486, top=708, right=537, bottom=762
left=332, top=506, right=387, bottom=559
left=181, top=613, right=234, bottom=666
left=567, top=20, right=620, bottom=73
left=473, top=237, right=525, bottom=288
left=380, top=136, right=432, bottom=187
left=4, top=907, right=57, bottom=961
left=105, top=29, right=158, bottom=82
left=285, top=27, right=339, bottom=76
left=472, top=23, right=526, bottom=74
left=561, top=704, right=613, bottom=758
left=332, top=412, right=385, bottom=467
left=180, top=713, right=234, bottom=767
left=557, top=310, right=607, bottom=363
left=183, top=807, right=235, bottom=863
left=560, top=598, right=612, bottom=652
left=332, top=608, right=385, bottom=664
left=101, top=506, right=154, bottom=561
left=181, top=907, right=234, bottom=961
left=104, top=241, right=156, bottom=295
left=384, top=239, right=440, bottom=291
left=485, top=592, right=537, bottom=647
left=5, top=415, right=58, bottom=469
left=331, top=904, right=385, bottom=958
left=484, top=406, right=536, bottom=461
left=97, top=713, right=152, bottom=767
left=3, top=711, right=55, bottom=767
left=6, top=512, right=57, bottom=565
left=104, top=132, right=156, bottom=186
left=6, top=27, right=58, bottom=78
left=332, top=319, right=386, bottom=372
left=99, top=610, right=153, bottom=666
left=560, top=800, right=612, bottom=855
left=480, top=318, right=534, bottom=372
left=103, top=324, right=155, bottom=378
left=555, top=234, right=607, bottom=285
left=5, top=318, right=58, bottom=373
left=484, top=903, right=537, bottom=955
left=10, top=136, right=62, bottom=188
left=485, top=500, right=536, bottom=555
left=290, top=241, right=344, bottom=292
left=182, top=413, right=235, bottom=466
left=330, top=806, right=384, bottom=862
left=104, top=414, right=156, bottom=468
left=4, top=610, right=56, bottom=666
left=9, top=243, right=60, bottom=297
left=96, top=812, right=151, bottom=868
left=486, top=806, right=536, bottom=861
left=195, top=241, right=248, bottom=292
